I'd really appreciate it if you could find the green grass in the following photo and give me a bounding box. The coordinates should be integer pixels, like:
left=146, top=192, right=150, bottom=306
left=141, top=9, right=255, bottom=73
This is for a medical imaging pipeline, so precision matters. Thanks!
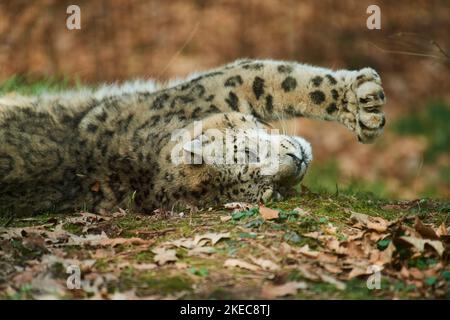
left=303, top=161, right=389, bottom=199
left=0, top=75, right=80, bottom=95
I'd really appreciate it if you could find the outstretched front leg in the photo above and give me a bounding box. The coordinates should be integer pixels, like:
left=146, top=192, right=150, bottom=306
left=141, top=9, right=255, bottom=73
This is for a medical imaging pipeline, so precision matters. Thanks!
left=194, top=59, right=386, bottom=143
left=236, top=60, right=386, bottom=143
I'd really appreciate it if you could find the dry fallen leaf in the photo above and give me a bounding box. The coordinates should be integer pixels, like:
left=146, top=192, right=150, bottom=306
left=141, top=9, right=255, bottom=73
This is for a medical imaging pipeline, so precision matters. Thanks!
left=112, top=208, right=128, bottom=218
left=193, top=232, right=230, bottom=246
left=261, top=281, right=307, bottom=298
left=220, top=215, right=232, bottom=222
left=169, top=238, right=197, bottom=249
left=250, top=257, right=280, bottom=271
left=436, top=222, right=448, bottom=237
left=350, top=212, right=388, bottom=233
left=133, top=263, right=157, bottom=271
left=303, top=231, right=321, bottom=239
left=224, top=259, right=259, bottom=271
left=152, top=247, right=178, bottom=265
left=322, top=224, right=338, bottom=235
left=259, top=205, right=279, bottom=220
left=279, top=242, right=293, bottom=255
left=319, top=273, right=346, bottom=290
left=298, top=244, right=320, bottom=258
left=322, top=263, right=342, bottom=274
left=400, top=266, right=410, bottom=278
left=326, top=238, right=348, bottom=255
left=296, top=265, right=320, bottom=281
left=346, top=241, right=366, bottom=258
left=408, top=267, right=425, bottom=280
left=175, top=262, right=189, bottom=270
left=317, top=253, right=339, bottom=264
left=90, top=181, right=100, bottom=192
left=348, top=266, right=372, bottom=279
left=414, top=217, right=439, bottom=240
left=347, top=230, right=365, bottom=241
left=370, top=242, right=396, bottom=265
left=398, top=236, right=445, bottom=256
left=66, top=232, right=110, bottom=246
left=188, top=246, right=216, bottom=256
left=97, top=237, right=148, bottom=247
left=224, top=202, right=255, bottom=212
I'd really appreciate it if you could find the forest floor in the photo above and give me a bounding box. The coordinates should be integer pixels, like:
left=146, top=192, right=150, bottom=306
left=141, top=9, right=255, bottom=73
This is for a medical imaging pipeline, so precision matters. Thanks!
left=1, top=189, right=448, bottom=300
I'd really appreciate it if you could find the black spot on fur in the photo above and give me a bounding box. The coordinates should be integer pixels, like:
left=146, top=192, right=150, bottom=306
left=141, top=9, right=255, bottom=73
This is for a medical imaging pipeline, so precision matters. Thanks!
left=95, top=112, right=107, bottom=122
left=326, top=74, right=337, bottom=85
left=61, top=114, right=74, bottom=125
left=326, top=103, right=338, bottom=114
left=118, top=114, right=134, bottom=133
left=0, top=153, right=14, bottom=177
left=224, top=75, right=243, bottom=87
left=150, top=115, right=161, bottom=126
left=311, top=76, right=323, bottom=87
left=205, top=94, right=215, bottom=102
left=189, top=71, right=224, bottom=83
left=60, top=102, right=98, bottom=128
left=265, top=95, right=274, bottom=113
left=252, top=77, right=265, bottom=100
left=171, top=95, right=195, bottom=108
left=237, top=59, right=252, bottom=65
left=190, top=84, right=206, bottom=97
left=87, top=124, right=98, bottom=133
left=285, top=105, right=302, bottom=117
left=309, top=90, right=326, bottom=105
left=242, top=63, right=264, bottom=70
left=207, top=104, right=221, bottom=113
left=277, top=64, right=293, bottom=73
left=225, top=92, right=239, bottom=111
left=281, top=76, right=297, bottom=92
left=192, top=107, right=202, bottom=119
left=331, top=89, right=339, bottom=100
left=103, top=130, right=114, bottom=138
left=179, top=83, right=192, bottom=91
left=152, top=93, right=169, bottom=109
left=247, top=102, right=261, bottom=120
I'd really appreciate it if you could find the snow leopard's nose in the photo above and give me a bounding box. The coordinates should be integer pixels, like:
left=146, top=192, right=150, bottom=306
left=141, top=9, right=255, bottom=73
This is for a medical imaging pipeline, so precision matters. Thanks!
left=273, top=136, right=312, bottom=185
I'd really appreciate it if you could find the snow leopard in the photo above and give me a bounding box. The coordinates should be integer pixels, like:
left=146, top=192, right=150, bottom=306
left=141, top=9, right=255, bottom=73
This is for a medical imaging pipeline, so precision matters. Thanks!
left=0, top=59, right=386, bottom=215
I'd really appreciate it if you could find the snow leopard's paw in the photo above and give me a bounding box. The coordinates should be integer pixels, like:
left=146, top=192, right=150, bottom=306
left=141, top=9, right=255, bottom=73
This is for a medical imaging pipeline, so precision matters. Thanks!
left=353, top=68, right=386, bottom=143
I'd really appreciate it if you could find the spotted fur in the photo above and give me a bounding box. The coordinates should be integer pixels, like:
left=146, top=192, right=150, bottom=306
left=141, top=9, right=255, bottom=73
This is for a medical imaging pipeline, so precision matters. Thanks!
left=0, top=59, right=386, bottom=215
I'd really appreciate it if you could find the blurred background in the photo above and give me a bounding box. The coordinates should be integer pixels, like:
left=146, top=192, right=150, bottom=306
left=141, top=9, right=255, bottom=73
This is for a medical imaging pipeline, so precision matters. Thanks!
left=0, top=0, right=449, bottom=199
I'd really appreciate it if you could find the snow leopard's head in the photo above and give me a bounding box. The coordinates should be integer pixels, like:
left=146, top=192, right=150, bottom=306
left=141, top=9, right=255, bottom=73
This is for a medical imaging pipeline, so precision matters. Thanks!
left=174, top=127, right=312, bottom=206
